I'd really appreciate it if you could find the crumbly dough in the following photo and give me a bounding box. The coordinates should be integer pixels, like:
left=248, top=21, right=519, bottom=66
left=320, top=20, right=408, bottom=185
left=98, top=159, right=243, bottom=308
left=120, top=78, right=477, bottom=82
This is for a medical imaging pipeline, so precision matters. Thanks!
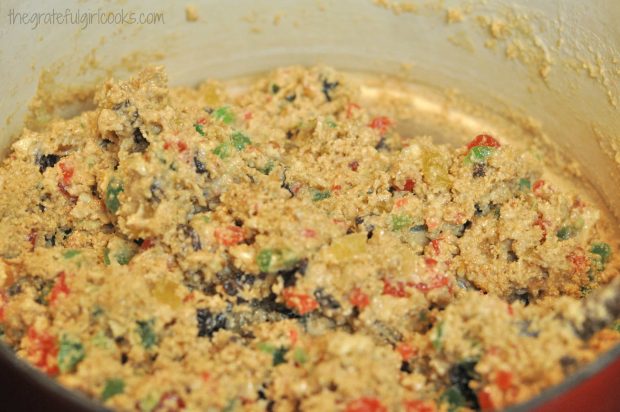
left=0, top=66, right=618, bottom=411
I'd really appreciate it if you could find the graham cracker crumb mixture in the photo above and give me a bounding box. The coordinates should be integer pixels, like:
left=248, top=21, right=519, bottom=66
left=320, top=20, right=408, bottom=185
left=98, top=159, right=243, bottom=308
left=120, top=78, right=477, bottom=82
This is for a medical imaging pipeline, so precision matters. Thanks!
left=0, top=66, right=618, bottom=411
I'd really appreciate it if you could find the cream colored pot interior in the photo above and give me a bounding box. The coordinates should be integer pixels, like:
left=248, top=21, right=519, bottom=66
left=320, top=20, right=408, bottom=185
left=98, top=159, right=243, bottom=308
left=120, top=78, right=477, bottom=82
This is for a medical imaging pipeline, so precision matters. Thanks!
left=1, top=0, right=619, bottom=221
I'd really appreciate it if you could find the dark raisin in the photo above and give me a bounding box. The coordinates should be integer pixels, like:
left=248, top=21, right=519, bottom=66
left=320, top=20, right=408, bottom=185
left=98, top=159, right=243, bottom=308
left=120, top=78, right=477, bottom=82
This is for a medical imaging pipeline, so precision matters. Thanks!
left=560, top=356, right=577, bottom=373
left=120, top=353, right=129, bottom=364
left=313, top=288, right=341, bottom=310
left=355, top=216, right=364, bottom=225
left=285, top=93, right=296, bottom=102
left=131, top=128, right=149, bottom=153
left=510, top=290, right=531, bottom=306
left=281, top=181, right=295, bottom=197
left=277, top=259, right=308, bottom=288
left=507, top=250, right=519, bottom=262
left=456, top=221, right=472, bottom=239
left=33, top=278, right=55, bottom=305
left=222, top=279, right=238, bottom=296
left=272, top=346, right=288, bottom=366
left=517, top=320, right=539, bottom=338
left=257, top=388, right=267, bottom=400
left=374, top=137, right=388, bottom=151
left=400, top=361, right=413, bottom=373
left=472, top=163, right=486, bottom=178
left=99, top=139, right=114, bottom=150
left=448, top=360, right=480, bottom=409
left=89, top=185, right=99, bottom=197
left=183, top=270, right=216, bottom=295
left=455, top=277, right=474, bottom=290
left=454, top=222, right=470, bottom=238
left=204, top=107, right=214, bottom=114
left=366, top=224, right=375, bottom=240
left=150, top=180, right=164, bottom=203
left=112, top=100, right=130, bottom=111
left=266, top=401, right=275, bottom=412
left=251, top=297, right=302, bottom=320
left=8, top=282, right=22, bottom=296
left=271, top=84, right=280, bottom=94
left=45, top=233, right=56, bottom=247
left=474, top=203, right=484, bottom=216
left=194, top=156, right=208, bottom=175
left=180, top=224, right=202, bottom=251
left=60, top=227, right=72, bottom=239
left=36, top=154, right=61, bottom=173
left=216, top=264, right=255, bottom=296
left=196, top=309, right=227, bottom=338
left=321, top=79, right=339, bottom=102
left=240, top=330, right=255, bottom=339
left=285, top=128, right=300, bottom=140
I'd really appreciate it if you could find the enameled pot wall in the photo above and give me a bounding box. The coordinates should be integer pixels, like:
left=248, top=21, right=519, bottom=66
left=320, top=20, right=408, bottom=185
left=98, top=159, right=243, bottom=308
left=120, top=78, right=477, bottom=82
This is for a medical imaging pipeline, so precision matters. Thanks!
left=0, top=0, right=619, bottom=410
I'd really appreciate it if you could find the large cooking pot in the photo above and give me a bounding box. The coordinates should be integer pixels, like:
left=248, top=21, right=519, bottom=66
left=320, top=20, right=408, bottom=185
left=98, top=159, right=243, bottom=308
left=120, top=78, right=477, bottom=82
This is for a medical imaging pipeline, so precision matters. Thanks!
left=1, top=0, right=619, bottom=410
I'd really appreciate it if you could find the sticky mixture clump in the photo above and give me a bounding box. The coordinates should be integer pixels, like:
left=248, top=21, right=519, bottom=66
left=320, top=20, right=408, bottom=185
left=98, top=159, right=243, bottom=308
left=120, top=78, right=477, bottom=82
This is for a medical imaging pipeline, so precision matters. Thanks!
left=0, top=66, right=618, bottom=411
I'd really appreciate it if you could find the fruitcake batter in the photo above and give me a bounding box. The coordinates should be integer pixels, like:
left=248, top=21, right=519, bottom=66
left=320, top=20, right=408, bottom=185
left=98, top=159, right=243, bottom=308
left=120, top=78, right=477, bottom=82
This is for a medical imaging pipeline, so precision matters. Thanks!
left=0, top=66, right=618, bottom=411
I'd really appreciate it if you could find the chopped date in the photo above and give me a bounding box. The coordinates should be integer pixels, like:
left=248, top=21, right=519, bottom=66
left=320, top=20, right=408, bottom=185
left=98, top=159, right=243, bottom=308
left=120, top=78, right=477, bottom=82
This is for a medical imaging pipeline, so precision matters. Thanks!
left=154, top=392, right=186, bottom=411
left=196, top=308, right=227, bottom=338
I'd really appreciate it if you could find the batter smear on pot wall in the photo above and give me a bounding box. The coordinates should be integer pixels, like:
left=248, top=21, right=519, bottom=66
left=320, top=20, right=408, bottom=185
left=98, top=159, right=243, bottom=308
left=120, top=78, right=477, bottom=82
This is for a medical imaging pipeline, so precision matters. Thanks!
left=0, top=66, right=618, bottom=411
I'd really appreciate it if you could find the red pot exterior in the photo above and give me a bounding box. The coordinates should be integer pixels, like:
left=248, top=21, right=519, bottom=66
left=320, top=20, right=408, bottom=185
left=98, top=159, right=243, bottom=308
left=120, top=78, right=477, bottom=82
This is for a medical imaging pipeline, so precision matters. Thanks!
left=533, top=355, right=620, bottom=412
